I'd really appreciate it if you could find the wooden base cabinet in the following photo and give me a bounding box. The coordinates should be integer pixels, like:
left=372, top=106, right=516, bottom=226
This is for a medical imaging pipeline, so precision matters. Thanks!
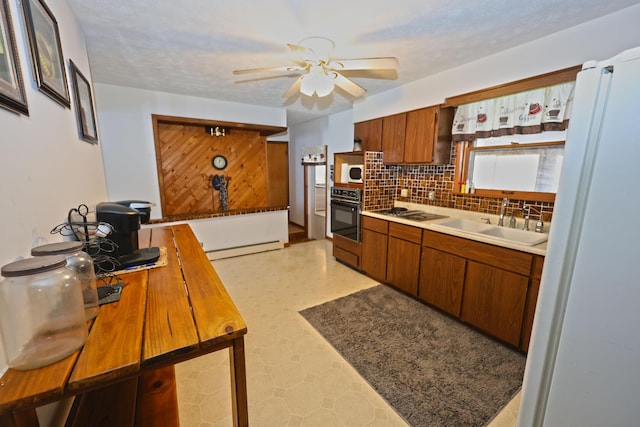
left=421, top=229, right=540, bottom=351
left=418, top=247, right=466, bottom=317
left=360, top=219, right=544, bottom=351
left=461, top=261, right=529, bottom=347
left=386, top=223, right=422, bottom=296
left=387, top=236, right=421, bottom=295
left=361, top=216, right=389, bottom=282
left=520, top=255, right=544, bottom=352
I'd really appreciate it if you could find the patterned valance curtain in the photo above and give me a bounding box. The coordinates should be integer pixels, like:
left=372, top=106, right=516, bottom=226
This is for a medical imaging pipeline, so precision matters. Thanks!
left=451, top=82, right=575, bottom=142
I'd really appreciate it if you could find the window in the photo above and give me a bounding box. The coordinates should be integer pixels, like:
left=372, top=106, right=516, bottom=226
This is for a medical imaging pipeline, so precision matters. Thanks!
left=462, top=133, right=565, bottom=202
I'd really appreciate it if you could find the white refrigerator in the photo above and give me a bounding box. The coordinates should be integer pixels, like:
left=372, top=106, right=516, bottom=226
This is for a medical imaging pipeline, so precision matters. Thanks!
left=518, top=47, right=640, bottom=426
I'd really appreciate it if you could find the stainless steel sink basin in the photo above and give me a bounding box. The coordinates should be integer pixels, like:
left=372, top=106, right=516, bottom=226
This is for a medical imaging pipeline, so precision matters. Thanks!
left=434, top=218, right=548, bottom=246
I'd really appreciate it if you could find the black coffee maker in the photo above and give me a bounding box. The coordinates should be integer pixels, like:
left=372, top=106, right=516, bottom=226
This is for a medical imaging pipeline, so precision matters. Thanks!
left=96, top=201, right=160, bottom=269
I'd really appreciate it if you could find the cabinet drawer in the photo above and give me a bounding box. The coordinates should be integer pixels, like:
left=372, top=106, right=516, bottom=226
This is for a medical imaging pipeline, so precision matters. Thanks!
left=333, top=246, right=360, bottom=269
left=389, top=222, right=422, bottom=244
left=422, top=230, right=532, bottom=276
left=362, top=216, right=389, bottom=234
left=333, top=234, right=362, bottom=254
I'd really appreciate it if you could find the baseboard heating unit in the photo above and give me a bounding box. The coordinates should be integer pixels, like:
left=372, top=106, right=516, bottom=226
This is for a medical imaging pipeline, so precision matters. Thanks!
left=206, top=241, right=284, bottom=260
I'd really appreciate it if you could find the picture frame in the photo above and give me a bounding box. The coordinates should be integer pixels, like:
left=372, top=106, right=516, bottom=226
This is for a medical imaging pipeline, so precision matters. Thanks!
left=0, top=0, right=28, bottom=115
left=69, top=60, right=98, bottom=143
left=21, top=0, right=70, bottom=107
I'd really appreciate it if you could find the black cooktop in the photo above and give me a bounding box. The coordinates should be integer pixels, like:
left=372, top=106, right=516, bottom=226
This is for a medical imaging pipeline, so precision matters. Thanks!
left=377, top=207, right=408, bottom=216
left=375, top=207, right=448, bottom=222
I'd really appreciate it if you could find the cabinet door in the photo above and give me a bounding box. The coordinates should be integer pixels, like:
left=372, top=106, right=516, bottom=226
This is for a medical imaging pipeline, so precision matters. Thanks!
left=362, top=228, right=388, bottom=283
left=520, top=279, right=540, bottom=352
left=404, top=107, right=437, bottom=163
left=381, top=113, right=406, bottom=163
left=461, top=261, right=528, bottom=347
left=419, top=247, right=466, bottom=317
left=354, top=119, right=382, bottom=152
left=521, top=255, right=544, bottom=352
left=386, top=236, right=420, bottom=296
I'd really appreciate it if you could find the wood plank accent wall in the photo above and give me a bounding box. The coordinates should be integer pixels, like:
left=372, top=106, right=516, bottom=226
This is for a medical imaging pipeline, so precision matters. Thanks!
left=155, top=121, right=269, bottom=217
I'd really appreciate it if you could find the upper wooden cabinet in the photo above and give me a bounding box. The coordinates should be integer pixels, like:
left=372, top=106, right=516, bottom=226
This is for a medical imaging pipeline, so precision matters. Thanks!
left=381, top=113, right=407, bottom=163
left=405, top=106, right=454, bottom=164
left=354, top=119, right=382, bottom=152
left=371, top=105, right=454, bottom=165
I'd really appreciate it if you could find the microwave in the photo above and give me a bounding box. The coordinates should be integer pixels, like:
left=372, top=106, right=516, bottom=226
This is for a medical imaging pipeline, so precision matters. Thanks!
left=347, top=164, right=364, bottom=183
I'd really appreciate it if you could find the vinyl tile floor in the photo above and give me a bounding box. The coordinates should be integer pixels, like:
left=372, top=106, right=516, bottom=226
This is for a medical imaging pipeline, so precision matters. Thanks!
left=175, top=239, right=520, bottom=427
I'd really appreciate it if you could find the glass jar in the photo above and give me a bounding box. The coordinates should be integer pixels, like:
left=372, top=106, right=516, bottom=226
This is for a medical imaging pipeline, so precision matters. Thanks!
left=0, top=256, right=88, bottom=370
left=31, top=241, right=99, bottom=320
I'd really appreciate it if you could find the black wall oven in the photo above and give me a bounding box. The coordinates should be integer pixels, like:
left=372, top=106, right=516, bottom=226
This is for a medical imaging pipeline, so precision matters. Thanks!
left=330, top=187, right=362, bottom=242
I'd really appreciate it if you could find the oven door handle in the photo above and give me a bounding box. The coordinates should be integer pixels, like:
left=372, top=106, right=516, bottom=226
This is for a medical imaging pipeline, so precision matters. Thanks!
left=330, top=201, right=360, bottom=211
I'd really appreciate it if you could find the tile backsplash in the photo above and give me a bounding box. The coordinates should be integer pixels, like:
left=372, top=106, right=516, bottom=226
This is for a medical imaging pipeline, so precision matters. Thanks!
left=364, top=149, right=555, bottom=221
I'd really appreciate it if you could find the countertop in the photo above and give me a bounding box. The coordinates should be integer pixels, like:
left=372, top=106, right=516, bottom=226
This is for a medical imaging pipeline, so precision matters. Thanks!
left=362, top=202, right=547, bottom=256
left=0, top=224, right=248, bottom=425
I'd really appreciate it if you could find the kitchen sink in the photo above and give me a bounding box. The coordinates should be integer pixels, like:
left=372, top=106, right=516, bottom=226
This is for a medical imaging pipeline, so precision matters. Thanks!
left=478, top=226, right=548, bottom=246
left=434, top=218, right=548, bottom=246
left=435, top=218, right=494, bottom=233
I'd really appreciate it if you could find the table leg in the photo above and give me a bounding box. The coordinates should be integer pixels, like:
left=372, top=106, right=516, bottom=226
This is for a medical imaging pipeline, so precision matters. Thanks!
left=1, top=408, right=39, bottom=427
left=229, top=337, right=248, bottom=427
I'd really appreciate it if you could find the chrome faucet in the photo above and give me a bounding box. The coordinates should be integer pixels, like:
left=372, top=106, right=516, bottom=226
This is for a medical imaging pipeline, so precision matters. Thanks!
left=523, top=205, right=544, bottom=233
left=522, top=205, right=531, bottom=231
left=498, top=198, right=508, bottom=226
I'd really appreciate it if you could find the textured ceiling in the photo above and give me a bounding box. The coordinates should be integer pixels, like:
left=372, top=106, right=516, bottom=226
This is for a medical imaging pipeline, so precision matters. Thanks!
left=67, top=0, right=638, bottom=125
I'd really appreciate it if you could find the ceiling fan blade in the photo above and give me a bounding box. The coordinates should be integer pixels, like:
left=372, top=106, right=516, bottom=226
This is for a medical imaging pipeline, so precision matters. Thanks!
left=333, top=72, right=366, bottom=97
left=282, top=76, right=304, bottom=98
left=331, top=57, right=399, bottom=71
left=287, top=43, right=317, bottom=62
left=233, top=65, right=306, bottom=75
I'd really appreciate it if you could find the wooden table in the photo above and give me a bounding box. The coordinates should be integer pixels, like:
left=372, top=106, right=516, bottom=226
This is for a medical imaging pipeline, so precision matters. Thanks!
left=0, top=224, right=248, bottom=426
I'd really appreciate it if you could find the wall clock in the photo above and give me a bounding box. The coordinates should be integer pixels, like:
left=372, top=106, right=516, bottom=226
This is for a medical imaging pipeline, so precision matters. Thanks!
left=212, top=154, right=227, bottom=170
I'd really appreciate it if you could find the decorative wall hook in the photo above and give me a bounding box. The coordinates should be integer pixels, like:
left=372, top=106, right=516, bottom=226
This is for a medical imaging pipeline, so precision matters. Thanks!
left=205, top=125, right=230, bottom=137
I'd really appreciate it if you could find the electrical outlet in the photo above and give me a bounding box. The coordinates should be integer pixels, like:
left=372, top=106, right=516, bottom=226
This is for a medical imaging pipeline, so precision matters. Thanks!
left=400, top=188, right=409, bottom=198
left=428, top=191, right=435, bottom=201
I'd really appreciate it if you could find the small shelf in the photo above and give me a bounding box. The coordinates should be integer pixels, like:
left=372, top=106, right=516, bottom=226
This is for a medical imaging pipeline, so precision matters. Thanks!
left=334, top=152, right=364, bottom=186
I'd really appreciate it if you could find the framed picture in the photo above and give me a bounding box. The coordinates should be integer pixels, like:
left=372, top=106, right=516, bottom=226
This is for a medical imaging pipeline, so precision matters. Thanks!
left=69, top=60, right=98, bottom=143
left=0, top=0, right=28, bottom=115
left=21, top=0, right=69, bottom=107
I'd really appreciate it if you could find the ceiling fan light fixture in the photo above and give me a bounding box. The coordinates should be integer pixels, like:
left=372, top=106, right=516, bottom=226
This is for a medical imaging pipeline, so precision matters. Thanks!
left=300, top=67, right=335, bottom=97
left=233, top=37, right=398, bottom=100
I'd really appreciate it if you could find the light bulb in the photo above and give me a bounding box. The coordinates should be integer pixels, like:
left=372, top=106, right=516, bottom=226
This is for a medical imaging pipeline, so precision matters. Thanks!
left=300, top=66, right=335, bottom=97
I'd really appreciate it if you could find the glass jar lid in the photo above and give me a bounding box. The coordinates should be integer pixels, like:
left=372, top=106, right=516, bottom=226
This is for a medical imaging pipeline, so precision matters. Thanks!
left=1, top=255, right=67, bottom=277
left=31, top=241, right=84, bottom=256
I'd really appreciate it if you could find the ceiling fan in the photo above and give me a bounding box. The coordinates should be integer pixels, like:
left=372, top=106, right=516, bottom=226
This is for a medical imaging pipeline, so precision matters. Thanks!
left=232, top=37, right=398, bottom=99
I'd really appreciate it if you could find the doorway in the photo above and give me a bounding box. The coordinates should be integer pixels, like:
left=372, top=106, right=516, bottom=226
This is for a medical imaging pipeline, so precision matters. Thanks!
left=302, top=145, right=328, bottom=242
left=266, top=140, right=307, bottom=243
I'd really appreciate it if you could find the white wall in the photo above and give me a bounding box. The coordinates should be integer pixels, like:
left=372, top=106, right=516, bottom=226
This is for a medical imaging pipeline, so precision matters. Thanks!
left=354, top=3, right=640, bottom=122
left=287, top=109, right=354, bottom=235
left=0, top=0, right=107, bottom=378
left=287, top=116, right=328, bottom=226
left=93, top=84, right=287, bottom=218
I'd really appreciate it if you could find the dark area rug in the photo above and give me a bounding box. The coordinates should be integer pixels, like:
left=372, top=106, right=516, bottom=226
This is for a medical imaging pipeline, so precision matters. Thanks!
left=299, top=285, right=526, bottom=427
